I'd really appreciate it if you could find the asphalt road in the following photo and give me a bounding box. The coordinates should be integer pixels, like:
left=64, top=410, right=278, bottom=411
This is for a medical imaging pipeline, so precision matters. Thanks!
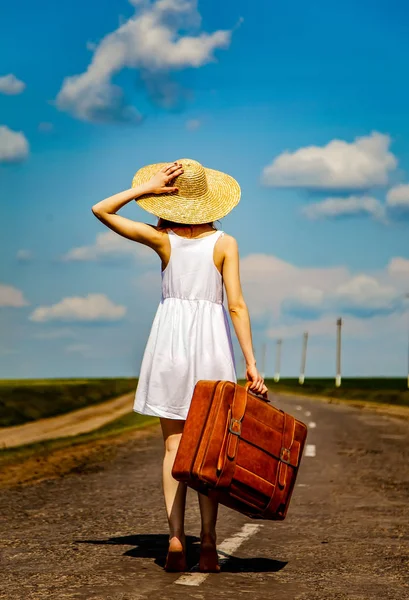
left=1, top=394, right=408, bottom=600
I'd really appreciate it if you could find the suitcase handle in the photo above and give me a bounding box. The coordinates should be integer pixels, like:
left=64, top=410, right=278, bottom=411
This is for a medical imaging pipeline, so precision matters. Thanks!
left=244, top=381, right=269, bottom=401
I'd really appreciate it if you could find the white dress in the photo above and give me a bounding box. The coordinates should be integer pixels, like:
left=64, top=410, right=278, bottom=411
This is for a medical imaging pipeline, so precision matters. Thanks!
left=133, top=229, right=237, bottom=420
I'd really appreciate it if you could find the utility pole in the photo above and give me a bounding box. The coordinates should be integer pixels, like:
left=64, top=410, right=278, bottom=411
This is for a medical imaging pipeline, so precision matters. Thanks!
left=240, top=355, right=246, bottom=380
left=299, top=332, right=308, bottom=385
left=261, top=342, right=267, bottom=378
left=336, top=318, right=342, bottom=387
left=405, top=294, right=409, bottom=389
left=407, top=328, right=409, bottom=390
left=274, top=339, right=282, bottom=382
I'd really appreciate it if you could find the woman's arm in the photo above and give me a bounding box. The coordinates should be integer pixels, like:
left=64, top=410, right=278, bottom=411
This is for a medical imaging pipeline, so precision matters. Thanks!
left=91, top=162, right=183, bottom=250
left=222, top=236, right=267, bottom=395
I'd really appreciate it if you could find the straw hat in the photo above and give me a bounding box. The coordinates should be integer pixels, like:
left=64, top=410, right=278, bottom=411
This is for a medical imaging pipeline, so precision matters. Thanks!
left=131, top=158, right=240, bottom=224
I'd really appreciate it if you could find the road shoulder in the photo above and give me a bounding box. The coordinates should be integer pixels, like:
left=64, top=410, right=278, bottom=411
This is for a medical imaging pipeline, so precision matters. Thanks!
left=273, top=390, right=409, bottom=420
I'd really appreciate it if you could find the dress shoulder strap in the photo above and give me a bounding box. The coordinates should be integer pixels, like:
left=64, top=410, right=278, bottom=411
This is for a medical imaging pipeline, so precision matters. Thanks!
left=167, top=229, right=186, bottom=247
left=211, top=229, right=224, bottom=241
left=200, top=230, right=224, bottom=252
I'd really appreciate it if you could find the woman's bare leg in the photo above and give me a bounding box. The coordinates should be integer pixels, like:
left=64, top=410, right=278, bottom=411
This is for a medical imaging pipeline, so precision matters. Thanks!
left=197, top=492, right=220, bottom=572
left=159, top=417, right=187, bottom=563
left=198, top=492, right=218, bottom=539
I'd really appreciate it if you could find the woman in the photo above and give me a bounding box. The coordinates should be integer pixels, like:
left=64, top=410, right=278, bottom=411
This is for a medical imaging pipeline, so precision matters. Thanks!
left=92, top=158, right=267, bottom=573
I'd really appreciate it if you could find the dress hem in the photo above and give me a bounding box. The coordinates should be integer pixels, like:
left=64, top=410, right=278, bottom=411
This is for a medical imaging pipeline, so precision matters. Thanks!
left=133, top=406, right=188, bottom=420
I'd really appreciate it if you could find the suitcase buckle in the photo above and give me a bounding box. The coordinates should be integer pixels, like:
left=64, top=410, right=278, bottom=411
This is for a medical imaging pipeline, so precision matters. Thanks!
left=229, top=417, right=242, bottom=436
left=280, top=447, right=291, bottom=465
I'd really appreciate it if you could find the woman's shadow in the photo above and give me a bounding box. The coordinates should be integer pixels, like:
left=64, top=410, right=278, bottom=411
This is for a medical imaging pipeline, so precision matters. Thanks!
left=75, top=533, right=287, bottom=572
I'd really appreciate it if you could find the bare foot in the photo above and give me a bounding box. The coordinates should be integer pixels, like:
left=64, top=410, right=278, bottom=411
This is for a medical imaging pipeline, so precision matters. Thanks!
left=199, top=533, right=220, bottom=573
left=165, top=535, right=187, bottom=572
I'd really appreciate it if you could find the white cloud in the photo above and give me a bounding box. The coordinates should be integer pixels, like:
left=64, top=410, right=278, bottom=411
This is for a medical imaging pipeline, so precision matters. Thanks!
left=302, top=195, right=386, bottom=222
left=240, top=253, right=406, bottom=322
left=32, top=328, right=78, bottom=340
left=332, top=275, right=400, bottom=314
left=388, top=257, right=409, bottom=275
left=386, top=183, right=409, bottom=211
left=0, top=74, right=25, bottom=95
left=0, top=125, right=29, bottom=163
left=262, top=132, right=397, bottom=190
left=55, top=0, right=232, bottom=122
left=186, top=118, right=201, bottom=130
left=240, top=253, right=349, bottom=319
left=267, top=311, right=408, bottom=344
left=267, top=315, right=368, bottom=340
left=282, top=276, right=400, bottom=319
left=16, top=249, right=33, bottom=262
left=294, top=286, right=325, bottom=307
left=29, top=294, right=126, bottom=323
left=0, top=284, right=29, bottom=307
left=62, top=231, right=156, bottom=263
left=130, top=253, right=409, bottom=362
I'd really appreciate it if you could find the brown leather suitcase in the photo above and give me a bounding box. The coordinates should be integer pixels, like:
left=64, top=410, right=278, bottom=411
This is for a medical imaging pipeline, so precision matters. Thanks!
left=172, top=380, right=308, bottom=520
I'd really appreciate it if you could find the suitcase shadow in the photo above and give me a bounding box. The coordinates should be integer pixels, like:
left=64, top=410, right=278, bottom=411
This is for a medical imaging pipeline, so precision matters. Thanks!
left=219, top=555, right=287, bottom=573
left=75, top=534, right=287, bottom=572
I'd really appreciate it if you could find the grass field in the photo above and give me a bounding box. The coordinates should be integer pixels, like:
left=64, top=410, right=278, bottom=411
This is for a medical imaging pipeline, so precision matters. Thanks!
left=1, top=377, right=407, bottom=487
left=264, top=377, right=409, bottom=407
left=1, top=376, right=408, bottom=431
left=0, top=377, right=138, bottom=427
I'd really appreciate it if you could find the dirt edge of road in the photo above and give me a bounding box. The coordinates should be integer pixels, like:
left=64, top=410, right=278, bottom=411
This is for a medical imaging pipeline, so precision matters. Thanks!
left=0, top=422, right=161, bottom=490
left=275, top=390, right=409, bottom=419
left=0, top=392, right=136, bottom=450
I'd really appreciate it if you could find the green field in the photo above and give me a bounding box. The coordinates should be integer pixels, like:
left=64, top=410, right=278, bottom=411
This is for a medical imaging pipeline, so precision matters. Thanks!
left=1, top=376, right=408, bottom=431
left=0, top=377, right=138, bottom=427
left=264, top=377, right=409, bottom=407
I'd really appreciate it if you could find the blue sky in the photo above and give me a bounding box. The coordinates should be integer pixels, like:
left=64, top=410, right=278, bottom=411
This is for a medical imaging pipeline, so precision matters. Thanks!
left=1, top=0, right=409, bottom=379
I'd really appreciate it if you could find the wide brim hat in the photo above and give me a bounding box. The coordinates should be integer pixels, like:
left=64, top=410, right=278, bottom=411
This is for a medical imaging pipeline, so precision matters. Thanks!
left=131, top=158, right=240, bottom=224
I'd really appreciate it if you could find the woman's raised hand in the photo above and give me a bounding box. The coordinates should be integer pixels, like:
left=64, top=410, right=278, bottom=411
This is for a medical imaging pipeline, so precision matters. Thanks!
left=145, top=162, right=184, bottom=195
left=246, top=363, right=268, bottom=395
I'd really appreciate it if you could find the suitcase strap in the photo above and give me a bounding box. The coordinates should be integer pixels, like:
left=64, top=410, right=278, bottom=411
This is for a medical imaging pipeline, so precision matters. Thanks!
left=263, top=410, right=296, bottom=515
left=215, top=384, right=247, bottom=489
left=215, top=384, right=297, bottom=516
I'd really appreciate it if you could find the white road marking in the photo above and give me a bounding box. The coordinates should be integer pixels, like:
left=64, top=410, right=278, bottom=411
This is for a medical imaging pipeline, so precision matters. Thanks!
left=308, top=421, right=317, bottom=429
left=296, top=405, right=303, bottom=411
left=358, top=417, right=390, bottom=427
left=174, top=571, right=208, bottom=587
left=297, top=483, right=308, bottom=487
left=305, top=444, right=316, bottom=457
left=304, top=410, right=311, bottom=417
left=174, top=523, right=263, bottom=586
